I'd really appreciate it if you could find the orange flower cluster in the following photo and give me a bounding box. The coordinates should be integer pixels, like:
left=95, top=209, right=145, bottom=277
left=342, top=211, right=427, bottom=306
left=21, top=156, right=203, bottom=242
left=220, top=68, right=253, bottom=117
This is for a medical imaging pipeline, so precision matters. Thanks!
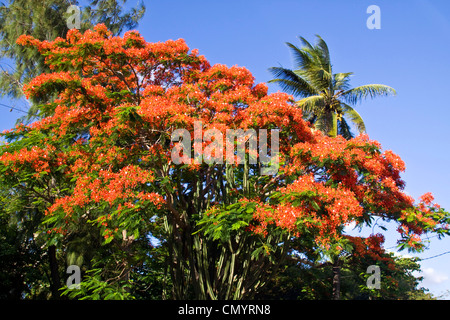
left=0, top=144, right=55, bottom=175
left=246, top=124, right=448, bottom=248
left=345, top=234, right=396, bottom=271
left=49, top=165, right=161, bottom=217
left=250, top=174, right=363, bottom=244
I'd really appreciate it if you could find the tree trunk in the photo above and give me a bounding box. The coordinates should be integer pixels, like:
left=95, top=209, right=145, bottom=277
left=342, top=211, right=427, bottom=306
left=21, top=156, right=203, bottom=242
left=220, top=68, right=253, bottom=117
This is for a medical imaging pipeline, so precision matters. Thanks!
left=332, top=261, right=341, bottom=300
left=48, top=245, right=61, bottom=299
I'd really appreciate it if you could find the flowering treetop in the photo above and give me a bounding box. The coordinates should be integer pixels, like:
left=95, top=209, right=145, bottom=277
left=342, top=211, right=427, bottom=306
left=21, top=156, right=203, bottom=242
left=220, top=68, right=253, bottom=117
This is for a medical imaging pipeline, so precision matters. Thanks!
left=0, top=24, right=448, bottom=258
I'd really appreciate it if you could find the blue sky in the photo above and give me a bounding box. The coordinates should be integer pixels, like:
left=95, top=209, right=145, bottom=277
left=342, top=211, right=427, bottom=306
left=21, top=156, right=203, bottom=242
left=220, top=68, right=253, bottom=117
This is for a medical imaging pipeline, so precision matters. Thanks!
left=1, top=0, right=450, bottom=298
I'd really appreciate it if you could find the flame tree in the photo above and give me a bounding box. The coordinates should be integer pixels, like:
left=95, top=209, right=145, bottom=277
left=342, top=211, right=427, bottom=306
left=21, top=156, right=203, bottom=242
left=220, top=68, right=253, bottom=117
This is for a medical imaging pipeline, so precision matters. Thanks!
left=0, top=25, right=448, bottom=299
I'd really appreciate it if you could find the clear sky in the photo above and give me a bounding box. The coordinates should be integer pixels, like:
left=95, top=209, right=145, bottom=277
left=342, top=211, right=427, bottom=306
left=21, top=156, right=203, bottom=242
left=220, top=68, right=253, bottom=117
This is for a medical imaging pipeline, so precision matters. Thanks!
left=1, top=0, right=449, bottom=298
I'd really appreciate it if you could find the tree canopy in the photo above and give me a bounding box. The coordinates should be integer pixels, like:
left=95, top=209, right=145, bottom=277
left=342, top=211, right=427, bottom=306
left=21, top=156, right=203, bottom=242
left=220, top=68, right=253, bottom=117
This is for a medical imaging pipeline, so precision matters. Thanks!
left=0, top=25, right=448, bottom=300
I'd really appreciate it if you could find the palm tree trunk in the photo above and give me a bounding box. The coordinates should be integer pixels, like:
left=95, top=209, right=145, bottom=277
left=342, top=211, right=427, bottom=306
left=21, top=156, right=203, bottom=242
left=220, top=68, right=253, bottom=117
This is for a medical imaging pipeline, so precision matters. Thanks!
left=328, top=112, right=338, bottom=137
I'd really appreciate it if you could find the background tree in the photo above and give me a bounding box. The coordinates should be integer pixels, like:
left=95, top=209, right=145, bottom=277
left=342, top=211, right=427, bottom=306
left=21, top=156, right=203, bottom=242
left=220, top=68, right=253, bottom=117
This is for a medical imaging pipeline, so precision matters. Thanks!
left=1, top=26, right=448, bottom=300
left=269, top=35, right=396, bottom=139
left=255, top=236, right=436, bottom=300
left=0, top=185, right=47, bottom=299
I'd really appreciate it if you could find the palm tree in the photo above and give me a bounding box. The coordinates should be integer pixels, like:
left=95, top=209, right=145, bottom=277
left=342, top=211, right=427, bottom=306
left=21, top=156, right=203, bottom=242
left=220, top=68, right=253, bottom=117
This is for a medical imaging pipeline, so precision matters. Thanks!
left=269, top=35, right=396, bottom=139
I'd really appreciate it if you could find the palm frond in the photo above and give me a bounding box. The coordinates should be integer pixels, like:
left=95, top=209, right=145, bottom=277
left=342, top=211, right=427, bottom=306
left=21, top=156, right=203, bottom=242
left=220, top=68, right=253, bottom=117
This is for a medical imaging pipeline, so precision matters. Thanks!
left=268, top=67, right=317, bottom=97
left=338, top=117, right=354, bottom=140
left=341, top=84, right=396, bottom=105
left=333, top=72, right=353, bottom=91
left=314, top=35, right=331, bottom=73
left=269, top=78, right=315, bottom=98
left=285, top=37, right=333, bottom=93
left=301, top=109, right=317, bottom=124
left=285, top=42, right=316, bottom=71
left=340, top=102, right=366, bottom=133
left=295, top=66, right=332, bottom=94
left=295, top=95, right=325, bottom=113
left=314, top=68, right=332, bottom=88
left=297, top=36, right=314, bottom=50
